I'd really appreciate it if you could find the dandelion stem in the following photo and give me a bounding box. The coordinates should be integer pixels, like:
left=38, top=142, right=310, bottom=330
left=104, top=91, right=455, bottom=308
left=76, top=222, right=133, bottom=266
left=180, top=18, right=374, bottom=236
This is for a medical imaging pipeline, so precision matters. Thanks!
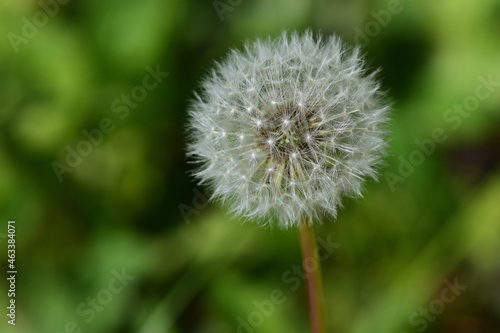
left=299, top=218, right=326, bottom=333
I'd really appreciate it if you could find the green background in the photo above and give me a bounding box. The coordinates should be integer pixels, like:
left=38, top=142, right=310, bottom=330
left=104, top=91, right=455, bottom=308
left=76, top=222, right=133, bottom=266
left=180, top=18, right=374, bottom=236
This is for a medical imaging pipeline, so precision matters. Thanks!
left=1, top=0, right=500, bottom=332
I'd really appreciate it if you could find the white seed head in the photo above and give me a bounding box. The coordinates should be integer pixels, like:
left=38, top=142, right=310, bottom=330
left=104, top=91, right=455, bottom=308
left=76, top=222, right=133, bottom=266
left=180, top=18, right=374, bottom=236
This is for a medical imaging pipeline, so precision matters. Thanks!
left=187, top=31, right=390, bottom=229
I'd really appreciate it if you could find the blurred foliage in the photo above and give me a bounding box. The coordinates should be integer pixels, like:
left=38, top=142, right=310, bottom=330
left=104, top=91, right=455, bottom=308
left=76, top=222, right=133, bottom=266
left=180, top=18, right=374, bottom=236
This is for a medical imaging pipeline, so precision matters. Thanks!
left=0, top=0, right=500, bottom=332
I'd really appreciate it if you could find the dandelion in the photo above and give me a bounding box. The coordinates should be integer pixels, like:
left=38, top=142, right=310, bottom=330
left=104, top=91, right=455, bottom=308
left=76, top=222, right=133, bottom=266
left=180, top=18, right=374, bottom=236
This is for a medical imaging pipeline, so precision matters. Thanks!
left=187, top=31, right=389, bottom=228
left=187, top=30, right=390, bottom=333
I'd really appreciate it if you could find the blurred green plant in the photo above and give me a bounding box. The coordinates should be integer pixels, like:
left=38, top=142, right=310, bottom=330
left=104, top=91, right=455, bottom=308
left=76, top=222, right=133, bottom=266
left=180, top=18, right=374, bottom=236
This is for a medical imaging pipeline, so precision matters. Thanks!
left=0, top=0, right=499, bottom=332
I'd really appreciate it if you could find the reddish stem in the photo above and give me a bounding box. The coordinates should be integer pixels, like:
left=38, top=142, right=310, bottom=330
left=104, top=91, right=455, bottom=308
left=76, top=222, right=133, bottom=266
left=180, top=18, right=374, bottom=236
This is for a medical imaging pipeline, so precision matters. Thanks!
left=300, top=219, right=326, bottom=333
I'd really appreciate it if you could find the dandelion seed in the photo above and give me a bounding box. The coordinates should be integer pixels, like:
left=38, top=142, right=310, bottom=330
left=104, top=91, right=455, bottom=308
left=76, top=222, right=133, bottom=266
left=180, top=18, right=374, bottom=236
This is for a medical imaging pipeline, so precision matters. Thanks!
left=187, top=31, right=390, bottom=229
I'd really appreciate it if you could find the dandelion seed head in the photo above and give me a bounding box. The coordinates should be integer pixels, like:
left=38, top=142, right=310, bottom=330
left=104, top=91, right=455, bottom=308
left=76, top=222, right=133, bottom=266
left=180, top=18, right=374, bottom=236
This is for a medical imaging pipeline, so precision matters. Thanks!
left=187, top=31, right=390, bottom=228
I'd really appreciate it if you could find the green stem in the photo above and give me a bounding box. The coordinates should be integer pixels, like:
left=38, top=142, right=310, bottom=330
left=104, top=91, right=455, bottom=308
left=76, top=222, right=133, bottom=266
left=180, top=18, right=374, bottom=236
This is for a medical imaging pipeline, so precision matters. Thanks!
left=299, top=218, right=326, bottom=333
